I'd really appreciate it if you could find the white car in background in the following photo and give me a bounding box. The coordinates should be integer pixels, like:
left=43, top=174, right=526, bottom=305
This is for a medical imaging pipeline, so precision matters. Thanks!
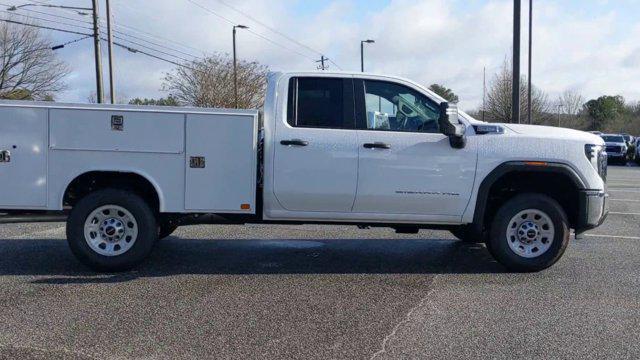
left=601, top=134, right=628, bottom=165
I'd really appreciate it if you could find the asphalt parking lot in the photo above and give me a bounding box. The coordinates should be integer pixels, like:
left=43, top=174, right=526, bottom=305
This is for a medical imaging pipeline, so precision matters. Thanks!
left=0, top=165, right=639, bottom=359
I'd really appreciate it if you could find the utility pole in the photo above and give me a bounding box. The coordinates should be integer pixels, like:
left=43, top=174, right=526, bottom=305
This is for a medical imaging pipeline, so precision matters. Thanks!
left=483, top=66, right=486, bottom=122
left=316, top=56, right=328, bottom=70
left=360, top=39, right=375, bottom=72
left=557, top=104, right=562, bottom=127
left=512, top=0, right=521, bottom=124
left=527, top=0, right=533, bottom=124
left=91, top=0, right=104, bottom=104
left=233, top=25, right=248, bottom=109
left=106, top=0, right=115, bottom=104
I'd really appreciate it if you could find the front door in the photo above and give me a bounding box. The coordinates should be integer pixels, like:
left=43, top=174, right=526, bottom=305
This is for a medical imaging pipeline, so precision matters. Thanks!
left=272, top=76, right=359, bottom=212
left=352, top=79, right=477, bottom=218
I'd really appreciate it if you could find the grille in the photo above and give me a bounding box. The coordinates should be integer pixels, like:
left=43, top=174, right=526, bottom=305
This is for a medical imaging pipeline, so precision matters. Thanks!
left=606, top=145, right=621, bottom=153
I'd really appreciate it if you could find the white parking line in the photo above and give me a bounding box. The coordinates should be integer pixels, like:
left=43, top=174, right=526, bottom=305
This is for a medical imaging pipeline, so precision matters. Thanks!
left=584, top=234, right=640, bottom=240
left=610, top=199, right=640, bottom=202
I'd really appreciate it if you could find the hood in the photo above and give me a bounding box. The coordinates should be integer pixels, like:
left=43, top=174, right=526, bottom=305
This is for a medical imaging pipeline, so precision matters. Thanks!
left=604, top=141, right=627, bottom=147
left=501, top=123, right=605, bottom=145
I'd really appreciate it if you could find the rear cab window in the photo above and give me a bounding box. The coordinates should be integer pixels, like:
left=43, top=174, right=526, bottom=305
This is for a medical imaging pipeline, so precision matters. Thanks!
left=287, top=77, right=355, bottom=130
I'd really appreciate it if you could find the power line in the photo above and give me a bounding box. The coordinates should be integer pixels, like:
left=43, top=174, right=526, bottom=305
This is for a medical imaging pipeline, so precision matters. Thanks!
left=2, top=4, right=204, bottom=62
left=110, top=34, right=195, bottom=63
left=109, top=26, right=202, bottom=60
left=1, top=16, right=253, bottom=92
left=0, top=2, right=93, bottom=25
left=207, top=0, right=342, bottom=69
left=0, top=17, right=92, bottom=36
left=111, top=0, right=207, bottom=55
left=210, top=0, right=323, bottom=57
left=185, top=0, right=317, bottom=62
left=1, top=34, right=92, bottom=58
left=0, top=9, right=94, bottom=32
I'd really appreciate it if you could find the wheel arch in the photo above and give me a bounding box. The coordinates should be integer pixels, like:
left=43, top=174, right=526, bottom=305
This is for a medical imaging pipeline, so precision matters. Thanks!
left=472, top=161, right=586, bottom=234
left=61, top=169, right=165, bottom=212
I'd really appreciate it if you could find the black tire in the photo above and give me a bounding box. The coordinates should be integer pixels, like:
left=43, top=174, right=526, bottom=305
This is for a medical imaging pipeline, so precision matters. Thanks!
left=158, top=223, right=179, bottom=240
left=450, top=225, right=486, bottom=243
left=66, top=189, right=158, bottom=272
left=487, top=193, right=570, bottom=272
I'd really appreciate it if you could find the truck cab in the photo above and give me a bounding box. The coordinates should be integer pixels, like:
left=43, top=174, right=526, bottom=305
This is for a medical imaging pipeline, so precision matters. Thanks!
left=262, top=72, right=477, bottom=225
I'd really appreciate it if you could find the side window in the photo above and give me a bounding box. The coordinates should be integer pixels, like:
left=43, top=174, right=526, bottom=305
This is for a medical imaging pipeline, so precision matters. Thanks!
left=362, top=80, right=441, bottom=133
left=287, top=77, right=353, bottom=129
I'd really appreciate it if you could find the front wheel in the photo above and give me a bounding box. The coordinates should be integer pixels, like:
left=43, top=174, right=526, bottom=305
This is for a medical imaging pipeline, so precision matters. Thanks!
left=66, top=189, right=158, bottom=272
left=487, top=193, right=570, bottom=272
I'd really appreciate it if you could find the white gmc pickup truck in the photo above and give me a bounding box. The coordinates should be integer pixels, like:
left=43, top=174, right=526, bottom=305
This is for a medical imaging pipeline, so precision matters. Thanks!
left=0, top=71, right=608, bottom=272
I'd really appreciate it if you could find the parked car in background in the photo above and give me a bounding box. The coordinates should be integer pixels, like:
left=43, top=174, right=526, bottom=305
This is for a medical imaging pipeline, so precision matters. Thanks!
left=621, top=133, right=634, bottom=145
left=601, top=134, right=629, bottom=164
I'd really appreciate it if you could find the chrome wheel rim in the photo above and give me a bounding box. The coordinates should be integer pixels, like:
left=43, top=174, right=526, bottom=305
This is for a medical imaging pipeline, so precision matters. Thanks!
left=84, top=205, right=138, bottom=257
left=506, top=209, right=555, bottom=258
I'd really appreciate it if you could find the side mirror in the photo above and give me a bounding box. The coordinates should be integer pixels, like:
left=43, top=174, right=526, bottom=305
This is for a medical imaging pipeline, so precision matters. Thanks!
left=438, top=102, right=466, bottom=149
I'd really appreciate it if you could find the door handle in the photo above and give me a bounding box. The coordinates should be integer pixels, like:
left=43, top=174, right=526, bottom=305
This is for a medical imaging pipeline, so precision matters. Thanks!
left=280, top=139, right=309, bottom=147
left=363, top=142, right=391, bottom=150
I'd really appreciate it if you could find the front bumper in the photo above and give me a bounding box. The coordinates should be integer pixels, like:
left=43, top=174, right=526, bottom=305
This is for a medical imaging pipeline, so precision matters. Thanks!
left=576, top=190, right=609, bottom=234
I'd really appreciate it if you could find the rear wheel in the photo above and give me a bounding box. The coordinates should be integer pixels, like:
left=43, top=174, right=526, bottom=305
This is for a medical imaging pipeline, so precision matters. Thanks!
left=66, top=189, right=158, bottom=272
left=487, top=193, right=570, bottom=272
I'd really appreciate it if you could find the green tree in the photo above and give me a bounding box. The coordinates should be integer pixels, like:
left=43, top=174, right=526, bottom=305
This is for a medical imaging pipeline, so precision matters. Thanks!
left=129, top=96, right=180, bottom=106
left=0, top=88, right=33, bottom=100
left=584, top=95, right=626, bottom=130
left=428, top=84, right=459, bottom=103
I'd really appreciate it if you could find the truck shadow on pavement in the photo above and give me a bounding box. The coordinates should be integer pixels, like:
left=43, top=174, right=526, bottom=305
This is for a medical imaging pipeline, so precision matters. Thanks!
left=0, top=237, right=506, bottom=284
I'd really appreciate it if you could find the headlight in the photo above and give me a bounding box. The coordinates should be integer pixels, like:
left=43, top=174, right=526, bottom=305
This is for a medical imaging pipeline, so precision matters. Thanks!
left=585, top=144, right=607, bottom=181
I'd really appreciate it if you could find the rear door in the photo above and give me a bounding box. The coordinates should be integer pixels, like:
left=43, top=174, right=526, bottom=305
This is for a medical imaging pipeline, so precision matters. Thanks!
left=272, top=76, right=359, bottom=212
left=0, top=107, right=48, bottom=208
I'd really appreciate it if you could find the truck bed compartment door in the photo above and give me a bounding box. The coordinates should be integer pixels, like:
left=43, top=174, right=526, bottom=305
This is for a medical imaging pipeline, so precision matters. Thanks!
left=185, top=113, right=257, bottom=213
left=0, top=107, right=48, bottom=208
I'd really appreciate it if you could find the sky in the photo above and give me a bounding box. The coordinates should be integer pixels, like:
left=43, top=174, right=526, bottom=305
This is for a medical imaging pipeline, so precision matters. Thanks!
left=4, top=0, right=640, bottom=112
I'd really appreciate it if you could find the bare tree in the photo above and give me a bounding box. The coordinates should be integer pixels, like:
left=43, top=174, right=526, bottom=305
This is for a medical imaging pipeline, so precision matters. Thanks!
left=0, top=20, right=69, bottom=100
left=484, top=59, right=551, bottom=124
left=163, top=53, right=269, bottom=109
left=557, top=90, right=584, bottom=115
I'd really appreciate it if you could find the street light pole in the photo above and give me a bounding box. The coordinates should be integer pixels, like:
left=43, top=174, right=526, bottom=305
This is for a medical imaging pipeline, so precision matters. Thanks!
left=91, top=0, right=104, bottom=104
left=527, top=0, right=533, bottom=124
left=106, top=0, right=115, bottom=104
left=233, top=25, right=248, bottom=109
left=360, top=39, right=374, bottom=72
left=512, top=0, right=522, bottom=124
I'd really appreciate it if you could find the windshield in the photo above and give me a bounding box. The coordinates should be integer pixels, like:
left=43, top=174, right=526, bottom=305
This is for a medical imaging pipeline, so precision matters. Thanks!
left=601, top=135, right=625, bottom=142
